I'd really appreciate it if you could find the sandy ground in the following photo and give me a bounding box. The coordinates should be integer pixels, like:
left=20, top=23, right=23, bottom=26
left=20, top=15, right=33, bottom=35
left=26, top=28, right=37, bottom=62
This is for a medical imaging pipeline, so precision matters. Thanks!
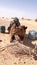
left=0, top=18, right=37, bottom=65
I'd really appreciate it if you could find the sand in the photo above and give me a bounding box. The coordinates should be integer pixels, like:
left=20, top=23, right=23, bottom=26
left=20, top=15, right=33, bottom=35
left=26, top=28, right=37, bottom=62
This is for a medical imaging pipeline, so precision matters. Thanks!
left=0, top=18, right=37, bottom=65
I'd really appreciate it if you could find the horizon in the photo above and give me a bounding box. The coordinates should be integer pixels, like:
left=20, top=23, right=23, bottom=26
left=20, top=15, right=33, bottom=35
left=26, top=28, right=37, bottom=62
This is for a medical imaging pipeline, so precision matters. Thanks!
left=0, top=0, right=37, bottom=19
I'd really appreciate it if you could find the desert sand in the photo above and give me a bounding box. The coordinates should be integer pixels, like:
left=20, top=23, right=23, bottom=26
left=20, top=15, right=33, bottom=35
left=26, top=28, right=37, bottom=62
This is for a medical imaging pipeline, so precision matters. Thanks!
left=0, top=18, right=37, bottom=65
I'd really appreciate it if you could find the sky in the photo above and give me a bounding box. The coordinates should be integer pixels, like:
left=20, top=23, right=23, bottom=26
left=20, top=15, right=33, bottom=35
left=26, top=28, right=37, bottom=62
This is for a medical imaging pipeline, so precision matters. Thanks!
left=0, top=0, right=37, bottom=18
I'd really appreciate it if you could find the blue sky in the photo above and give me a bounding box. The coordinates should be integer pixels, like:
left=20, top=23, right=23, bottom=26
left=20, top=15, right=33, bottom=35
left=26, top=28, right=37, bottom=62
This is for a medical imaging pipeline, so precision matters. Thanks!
left=0, top=0, right=37, bottom=18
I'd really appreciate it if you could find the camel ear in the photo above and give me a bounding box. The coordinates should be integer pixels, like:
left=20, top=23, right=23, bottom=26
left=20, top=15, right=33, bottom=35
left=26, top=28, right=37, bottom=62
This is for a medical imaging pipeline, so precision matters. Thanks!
left=21, top=26, right=27, bottom=30
left=23, top=26, right=27, bottom=30
left=25, top=27, right=27, bottom=29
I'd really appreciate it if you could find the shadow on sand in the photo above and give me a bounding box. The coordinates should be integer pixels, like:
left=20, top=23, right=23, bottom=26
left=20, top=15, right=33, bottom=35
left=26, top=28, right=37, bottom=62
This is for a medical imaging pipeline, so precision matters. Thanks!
left=23, top=34, right=36, bottom=49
